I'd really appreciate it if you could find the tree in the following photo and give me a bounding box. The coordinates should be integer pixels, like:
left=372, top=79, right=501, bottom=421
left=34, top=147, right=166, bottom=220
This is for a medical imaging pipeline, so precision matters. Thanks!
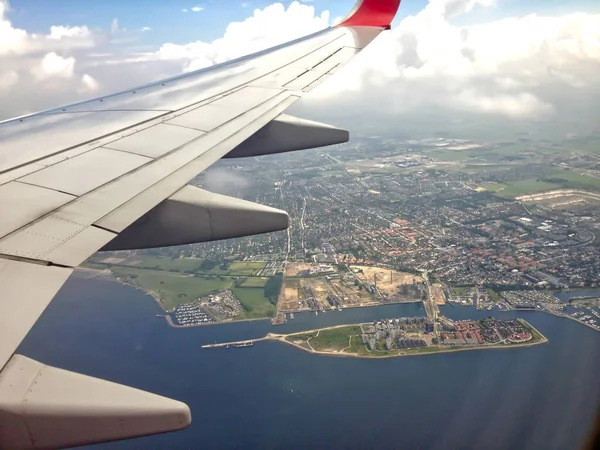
left=264, top=275, right=283, bottom=305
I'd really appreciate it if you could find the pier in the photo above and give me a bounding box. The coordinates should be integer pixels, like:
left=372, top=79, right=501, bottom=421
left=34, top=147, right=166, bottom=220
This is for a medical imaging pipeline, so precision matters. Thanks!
left=202, top=334, right=281, bottom=349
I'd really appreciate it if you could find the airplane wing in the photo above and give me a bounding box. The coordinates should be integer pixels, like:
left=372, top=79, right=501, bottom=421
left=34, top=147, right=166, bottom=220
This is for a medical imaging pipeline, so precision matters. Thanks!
left=0, top=0, right=401, bottom=448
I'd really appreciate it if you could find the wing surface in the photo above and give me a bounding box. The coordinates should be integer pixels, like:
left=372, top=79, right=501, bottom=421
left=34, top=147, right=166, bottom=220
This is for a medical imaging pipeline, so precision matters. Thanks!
left=0, top=1, right=401, bottom=448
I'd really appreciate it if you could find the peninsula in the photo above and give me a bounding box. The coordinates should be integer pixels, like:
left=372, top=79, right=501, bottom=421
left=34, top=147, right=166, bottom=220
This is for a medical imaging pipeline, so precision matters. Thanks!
left=202, top=316, right=548, bottom=358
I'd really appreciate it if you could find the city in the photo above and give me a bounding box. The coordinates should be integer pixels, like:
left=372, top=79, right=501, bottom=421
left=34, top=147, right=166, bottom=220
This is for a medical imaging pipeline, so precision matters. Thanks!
left=87, top=131, right=600, bottom=332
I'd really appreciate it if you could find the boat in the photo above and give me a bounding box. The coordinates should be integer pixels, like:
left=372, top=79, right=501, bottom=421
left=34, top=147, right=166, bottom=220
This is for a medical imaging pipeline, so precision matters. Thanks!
left=314, top=311, right=318, bottom=316
left=290, top=313, right=295, bottom=319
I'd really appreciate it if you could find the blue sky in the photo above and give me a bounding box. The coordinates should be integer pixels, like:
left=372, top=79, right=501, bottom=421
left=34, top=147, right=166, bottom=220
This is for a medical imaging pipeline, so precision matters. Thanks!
left=7, top=0, right=600, bottom=47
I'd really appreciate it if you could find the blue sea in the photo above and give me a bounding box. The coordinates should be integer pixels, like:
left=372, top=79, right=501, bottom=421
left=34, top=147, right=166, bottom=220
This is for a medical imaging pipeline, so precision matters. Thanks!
left=18, top=273, right=600, bottom=450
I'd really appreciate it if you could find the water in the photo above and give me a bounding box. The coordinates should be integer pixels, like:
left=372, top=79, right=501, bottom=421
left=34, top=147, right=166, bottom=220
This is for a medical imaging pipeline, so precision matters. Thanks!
left=553, top=289, right=600, bottom=303
left=18, top=272, right=600, bottom=449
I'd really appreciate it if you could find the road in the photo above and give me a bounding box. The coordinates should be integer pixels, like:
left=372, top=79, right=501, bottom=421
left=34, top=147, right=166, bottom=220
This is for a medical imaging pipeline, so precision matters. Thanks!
left=422, top=270, right=440, bottom=341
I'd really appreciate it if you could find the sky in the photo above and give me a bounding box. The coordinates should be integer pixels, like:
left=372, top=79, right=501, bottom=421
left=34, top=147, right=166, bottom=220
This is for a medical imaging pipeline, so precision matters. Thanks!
left=1, top=0, right=599, bottom=134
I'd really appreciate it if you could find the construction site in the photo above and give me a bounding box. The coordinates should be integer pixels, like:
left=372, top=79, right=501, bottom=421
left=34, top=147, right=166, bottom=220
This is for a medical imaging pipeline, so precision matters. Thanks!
left=278, top=262, right=428, bottom=313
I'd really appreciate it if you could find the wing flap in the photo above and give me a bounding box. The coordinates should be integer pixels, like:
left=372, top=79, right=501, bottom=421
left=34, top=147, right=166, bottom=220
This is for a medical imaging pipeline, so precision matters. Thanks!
left=0, top=259, right=73, bottom=369
left=0, top=182, right=75, bottom=237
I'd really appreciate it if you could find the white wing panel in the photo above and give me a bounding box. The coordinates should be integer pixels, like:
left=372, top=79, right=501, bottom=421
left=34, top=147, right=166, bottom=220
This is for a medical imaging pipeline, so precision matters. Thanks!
left=0, top=182, right=75, bottom=237
left=44, top=226, right=116, bottom=267
left=0, top=111, right=160, bottom=173
left=0, top=163, right=45, bottom=186
left=0, top=259, right=72, bottom=369
left=0, top=216, right=88, bottom=261
left=19, top=148, right=152, bottom=196
left=284, top=47, right=359, bottom=91
left=96, top=95, right=298, bottom=233
left=167, top=86, right=283, bottom=132
left=104, top=124, right=205, bottom=158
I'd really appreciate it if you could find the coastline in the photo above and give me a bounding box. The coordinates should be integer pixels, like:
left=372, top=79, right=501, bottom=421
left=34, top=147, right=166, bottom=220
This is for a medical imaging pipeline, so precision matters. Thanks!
left=271, top=335, right=548, bottom=360
left=80, top=267, right=597, bottom=335
left=163, top=313, right=270, bottom=328
left=502, top=307, right=600, bottom=332
left=205, top=321, right=549, bottom=360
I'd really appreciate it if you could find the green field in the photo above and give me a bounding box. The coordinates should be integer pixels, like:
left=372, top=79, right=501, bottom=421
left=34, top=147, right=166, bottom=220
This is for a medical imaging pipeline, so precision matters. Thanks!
left=543, top=170, right=600, bottom=191
left=229, top=261, right=266, bottom=275
left=110, top=266, right=233, bottom=311
left=92, top=255, right=266, bottom=276
left=487, top=289, right=501, bottom=302
left=452, top=287, right=469, bottom=295
left=483, top=178, right=559, bottom=198
left=231, top=287, right=275, bottom=319
left=240, top=277, right=269, bottom=288
left=310, top=326, right=363, bottom=351
left=286, top=332, right=317, bottom=342
left=482, top=170, right=600, bottom=198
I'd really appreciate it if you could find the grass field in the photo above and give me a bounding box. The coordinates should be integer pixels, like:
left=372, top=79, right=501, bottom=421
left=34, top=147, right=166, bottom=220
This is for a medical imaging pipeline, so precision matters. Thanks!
left=95, top=255, right=266, bottom=276
left=229, top=261, right=266, bottom=275
left=240, top=277, right=268, bottom=288
left=544, top=170, right=600, bottom=191
left=110, top=266, right=233, bottom=311
left=483, top=178, right=560, bottom=198
left=231, top=287, right=275, bottom=319
left=310, top=326, right=363, bottom=352
left=286, top=332, right=317, bottom=342
left=482, top=170, right=600, bottom=198
left=487, top=289, right=501, bottom=302
left=452, top=287, right=469, bottom=295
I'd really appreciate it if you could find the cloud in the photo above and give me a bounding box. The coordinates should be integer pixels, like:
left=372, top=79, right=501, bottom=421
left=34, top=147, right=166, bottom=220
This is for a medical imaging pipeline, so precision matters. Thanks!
left=155, top=1, right=330, bottom=72
left=0, top=0, right=599, bottom=134
left=191, top=6, right=204, bottom=13
left=34, top=51, right=75, bottom=79
left=305, top=0, right=600, bottom=125
left=49, top=25, right=91, bottom=40
left=80, top=73, right=99, bottom=91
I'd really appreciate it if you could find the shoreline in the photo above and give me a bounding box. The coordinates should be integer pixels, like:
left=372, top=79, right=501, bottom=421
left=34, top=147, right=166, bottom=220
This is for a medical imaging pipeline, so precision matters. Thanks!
left=163, top=314, right=270, bottom=328
left=80, top=267, right=598, bottom=334
left=205, top=321, right=548, bottom=359
left=501, top=307, right=600, bottom=332
left=273, top=337, right=548, bottom=360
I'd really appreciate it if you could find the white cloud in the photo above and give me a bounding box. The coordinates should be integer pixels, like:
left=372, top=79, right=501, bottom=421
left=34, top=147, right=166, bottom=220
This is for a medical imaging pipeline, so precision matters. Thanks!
left=49, top=25, right=91, bottom=40
left=306, top=0, right=600, bottom=121
left=34, top=52, right=75, bottom=79
left=0, top=0, right=599, bottom=131
left=191, top=6, right=203, bottom=12
left=0, top=69, right=18, bottom=92
left=155, top=1, right=330, bottom=72
left=80, top=73, right=99, bottom=91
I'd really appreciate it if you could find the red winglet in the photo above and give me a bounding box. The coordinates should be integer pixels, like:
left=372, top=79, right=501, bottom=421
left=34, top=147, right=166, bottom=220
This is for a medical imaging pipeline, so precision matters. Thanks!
left=335, top=0, right=401, bottom=29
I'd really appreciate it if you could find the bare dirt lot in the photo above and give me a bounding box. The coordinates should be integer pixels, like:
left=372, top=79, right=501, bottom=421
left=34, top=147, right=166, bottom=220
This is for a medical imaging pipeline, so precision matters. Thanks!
left=430, top=284, right=446, bottom=305
left=278, top=279, right=301, bottom=311
left=350, top=265, right=422, bottom=295
left=101, top=257, right=126, bottom=264
left=284, top=262, right=313, bottom=277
